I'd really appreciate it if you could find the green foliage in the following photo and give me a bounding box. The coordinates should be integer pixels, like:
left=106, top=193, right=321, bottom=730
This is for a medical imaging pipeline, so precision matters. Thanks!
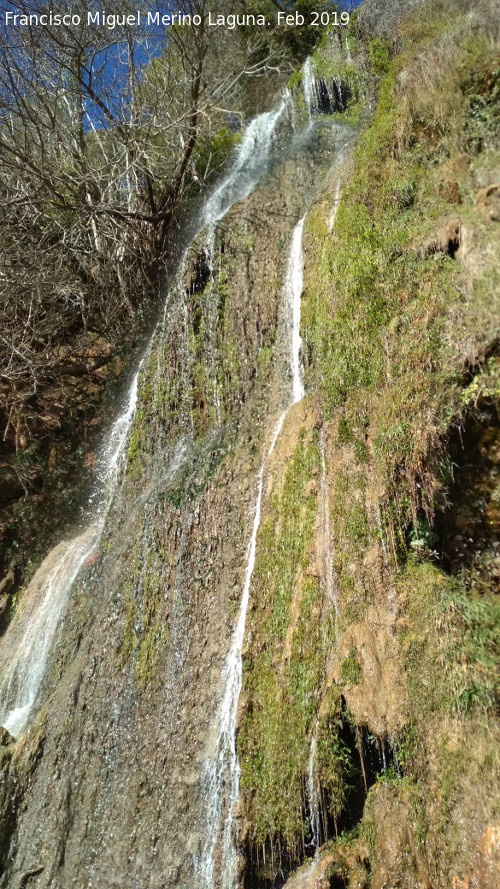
left=296, top=9, right=500, bottom=873
left=368, top=37, right=391, bottom=75
left=339, top=645, right=361, bottom=687
left=193, top=126, right=242, bottom=181
left=255, top=430, right=319, bottom=640
left=317, top=703, right=355, bottom=825
left=400, top=561, right=499, bottom=718
left=359, top=793, right=377, bottom=862
left=239, top=429, right=333, bottom=854
left=303, top=8, right=499, bottom=546
left=462, top=59, right=500, bottom=154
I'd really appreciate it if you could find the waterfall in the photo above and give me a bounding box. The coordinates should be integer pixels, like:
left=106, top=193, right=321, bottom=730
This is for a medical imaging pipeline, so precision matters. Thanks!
left=345, top=35, right=353, bottom=63
left=0, top=353, right=148, bottom=737
left=197, top=216, right=307, bottom=887
left=195, top=99, right=287, bottom=429
left=302, top=57, right=316, bottom=117
left=0, top=95, right=292, bottom=743
left=203, top=99, right=286, bottom=233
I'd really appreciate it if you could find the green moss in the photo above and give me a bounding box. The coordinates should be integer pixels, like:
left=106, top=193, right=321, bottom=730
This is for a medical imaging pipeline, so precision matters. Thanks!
left=288, top=68, right=303, bottom=90
left=294, top=6, right=499, bottom=873
left=163, top=428, right=231, bottom=509
left=400, top=560, right=499, bottom=719
left=368, top=37, right=391, bottom=75
left=239, top=428, right=330, bottom=856
left=316, top=700, right=354, bottom=830
left=303, top=7, right=499, bottom=547
left=255, top=430, right=320, bottom=640
left=192, top=125, right=242, bottom=181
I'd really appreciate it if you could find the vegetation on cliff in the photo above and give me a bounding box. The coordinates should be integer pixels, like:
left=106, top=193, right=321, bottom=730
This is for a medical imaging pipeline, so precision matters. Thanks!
left=238, top=1, right=500, bottom=885
left=0, top=2, right=498, bottom=888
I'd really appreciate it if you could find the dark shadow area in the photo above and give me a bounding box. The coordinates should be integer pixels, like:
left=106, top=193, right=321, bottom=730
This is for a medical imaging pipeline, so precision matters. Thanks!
left=243, top=704, right=396, bottom=889
left=311, top=77, right=352, bottom=114
left=188, top=249, right=212, bottom=296
left=434, top=397, right=499, bottom=579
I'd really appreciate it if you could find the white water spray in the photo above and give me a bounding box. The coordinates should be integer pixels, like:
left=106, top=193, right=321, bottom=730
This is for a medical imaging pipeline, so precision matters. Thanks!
left=204, top=100, right=286, bottom=235
left=0, top=354, right=147, bottom=737
left=197, top=215, right=307, bottom=887
left=198, top=100, right=287, bottom=430
left=345, top=35, right=353, bottom=64
left=329, top=180, right=342, bottom=232
left=302, top=57, right=316, bottom=118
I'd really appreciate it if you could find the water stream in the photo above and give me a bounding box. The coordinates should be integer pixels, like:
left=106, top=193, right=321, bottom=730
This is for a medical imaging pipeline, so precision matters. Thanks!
left=197, top=212, right=307, bottom=887
left=204, top=99, right=287, bottom=237
left=0, top=353, right=148, bottom=737
left=0, top=100, right=287, bottom=741
left=302, top=57, right=316, bottom=120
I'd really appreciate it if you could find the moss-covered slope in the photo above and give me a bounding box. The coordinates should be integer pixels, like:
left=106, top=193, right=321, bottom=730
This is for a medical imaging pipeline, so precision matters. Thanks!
left=238, top=2, right=500, bottom=887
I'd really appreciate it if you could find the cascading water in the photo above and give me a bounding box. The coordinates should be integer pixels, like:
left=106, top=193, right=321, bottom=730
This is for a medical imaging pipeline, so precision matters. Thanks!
left=0, top=101, right=287, bottom=742
left=203, top=100, right=286, bottom=235
left=195, top=100, right=287, bottom=430
left=0, top=353, right=147, bottom=737
left=197, top=213, right=307, bottom=888
left=302, top=57, right=316, bottom=118
left=286, top=216, right=306, bottom=403
left=345, top=35, right=353, bottom=63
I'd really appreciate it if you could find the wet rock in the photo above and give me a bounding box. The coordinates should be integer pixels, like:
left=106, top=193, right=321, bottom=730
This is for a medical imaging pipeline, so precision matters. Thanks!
left=0, top=107, right=342, bottom=889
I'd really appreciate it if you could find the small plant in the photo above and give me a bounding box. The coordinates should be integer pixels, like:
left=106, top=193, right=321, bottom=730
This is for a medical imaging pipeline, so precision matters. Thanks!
left=368, top=37, right=391, bottom=75
left=340, top=645, right=362, bottom=686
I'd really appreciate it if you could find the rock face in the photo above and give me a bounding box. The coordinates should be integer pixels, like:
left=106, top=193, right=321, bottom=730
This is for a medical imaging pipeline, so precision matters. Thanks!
left=331, top=608, right=409, bottom=738
left=1, top=6, right=499, bottom=889
left=309, top=77, right=352, bottom=114
left=0, top=102, right=351, bottom=888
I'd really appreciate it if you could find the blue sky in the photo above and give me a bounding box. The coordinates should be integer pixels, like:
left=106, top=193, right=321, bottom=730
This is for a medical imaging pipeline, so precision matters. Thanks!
left=0, top=1, right=365, bottom=129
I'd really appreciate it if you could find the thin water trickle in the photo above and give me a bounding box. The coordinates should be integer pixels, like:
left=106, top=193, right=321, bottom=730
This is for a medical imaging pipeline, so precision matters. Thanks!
left=307, top=736, right=319, bottom=850
left=197, top=215, right=307, bottom=887
left=302, top=57, right=316, bottom=118
left=345, top=35, right=353, bottom=64
left=0, top=343, right=151, bottom=737
left=335, top=77, right=344, bottom=112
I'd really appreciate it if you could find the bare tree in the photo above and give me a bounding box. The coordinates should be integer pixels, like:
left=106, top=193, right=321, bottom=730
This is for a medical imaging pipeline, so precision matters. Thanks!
left=0, top=0, right=274, bottom=441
